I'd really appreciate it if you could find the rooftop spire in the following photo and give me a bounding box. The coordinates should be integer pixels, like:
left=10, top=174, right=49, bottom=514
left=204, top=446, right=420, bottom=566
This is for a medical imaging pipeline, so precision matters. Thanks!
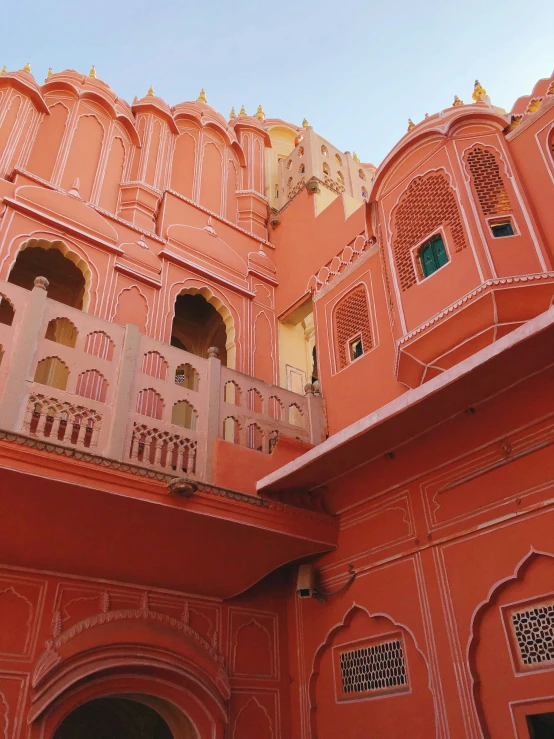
left=147, top=85, right=154, bottom=97
left=407, top=118, right=415, bottom=131
left=453, top=95, right=463, bottom=106
left=47, top=67, right=53, bottom=78
left=255, top=104, right=265, bottom=121
left=23, top=62, right=31, bottom=73
left=238, top=104, right=246, bottom=117
left=353, top=152, right=360, bottom=163
left=89, top=65, right=97, bottom=79
left=302, top=117, right=309, bottom=128
left=229, top=106, right=236, bottom=119
left=197, top=88, right=206, bottom=103
left=472, top=80, right=487, bottom=102
left=0, top=66, right=6, bottom=75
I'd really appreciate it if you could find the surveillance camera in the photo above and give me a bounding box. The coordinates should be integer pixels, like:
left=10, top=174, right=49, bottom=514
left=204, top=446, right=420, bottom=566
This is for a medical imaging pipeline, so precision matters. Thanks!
left=297, top=563, right=315, bottom=598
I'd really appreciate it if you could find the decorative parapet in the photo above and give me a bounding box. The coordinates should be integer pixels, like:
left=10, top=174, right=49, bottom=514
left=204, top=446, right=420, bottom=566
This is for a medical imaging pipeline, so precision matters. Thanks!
left=0, top=277, right=325, bottom=483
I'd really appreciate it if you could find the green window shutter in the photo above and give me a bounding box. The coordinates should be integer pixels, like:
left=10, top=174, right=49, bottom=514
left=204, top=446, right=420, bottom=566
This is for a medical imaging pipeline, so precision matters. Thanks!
left=433, top=235, right=448, bottom=268
left=421, top=244, right=436, bottom=277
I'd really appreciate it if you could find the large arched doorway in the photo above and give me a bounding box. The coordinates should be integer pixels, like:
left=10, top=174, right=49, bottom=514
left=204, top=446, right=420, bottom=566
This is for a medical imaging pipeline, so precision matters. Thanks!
left=171, top=291, right=229, bottom=366
left=53, top=697, right=174, bottom=739
left=8, top=240, right=88, bottom=309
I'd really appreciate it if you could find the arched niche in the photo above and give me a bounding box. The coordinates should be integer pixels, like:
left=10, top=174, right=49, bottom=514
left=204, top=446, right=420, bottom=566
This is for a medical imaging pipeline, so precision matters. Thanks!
left=7, top=238, right=92, bottom=310
left=469, top=550, right=554, bottom=738
left=170, top=286, right=236, bottom=369
left=308, top=604, right=436, bottom=739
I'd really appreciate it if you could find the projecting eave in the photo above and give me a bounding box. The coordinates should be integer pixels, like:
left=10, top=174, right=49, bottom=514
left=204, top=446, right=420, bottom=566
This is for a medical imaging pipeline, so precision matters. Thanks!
left=257, top=306, right=554, bottom=495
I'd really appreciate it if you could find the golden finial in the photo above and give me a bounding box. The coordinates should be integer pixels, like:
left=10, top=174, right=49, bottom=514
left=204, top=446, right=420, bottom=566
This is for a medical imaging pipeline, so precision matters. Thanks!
left=407, top=118, right=415, bottom=131
left=255, top=104, right=265, bottom=121
left=302, top=118, right=309, bottom=128
left=353, top=152, right=360, bottom=163
left=133, top=95, right=138, bottom=104
left=0, top=65, right=6, bottom=75
left=472, top=80, right=487, bottom=102
left=89, top=65, right=97, bottom=79
left=23, top=62, right=31, bottom=73
left=197, top=88, right=206, bottom=103
left=147, top=85, right=154, bottom=97
left=238, top=104, right=246, bottom=117
left=453, top=95, right=463, bottom=106
left=47, top=67, right=53, bottom=78
left=229, top=107, right=236, bottom=119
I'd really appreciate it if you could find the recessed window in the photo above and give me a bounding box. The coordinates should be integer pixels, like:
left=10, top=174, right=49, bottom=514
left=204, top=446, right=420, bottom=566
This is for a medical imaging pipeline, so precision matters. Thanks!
left=419, top=234, right=448, bottom=278
left=490, top=219, right=515, bottom=238
left=323, top=162, right=330, bottom=176
left=321, top=145, right=328, bottom=156
left=337, top=171, right=344, bottom=185
left=335, top=153, right=342, bottom=165
left=349, top=337, right=363, bottom=361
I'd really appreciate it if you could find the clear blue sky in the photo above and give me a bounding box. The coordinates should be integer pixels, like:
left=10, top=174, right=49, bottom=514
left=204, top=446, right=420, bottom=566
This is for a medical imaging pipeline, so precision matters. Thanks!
left=2, top=0, right=553, bottom=164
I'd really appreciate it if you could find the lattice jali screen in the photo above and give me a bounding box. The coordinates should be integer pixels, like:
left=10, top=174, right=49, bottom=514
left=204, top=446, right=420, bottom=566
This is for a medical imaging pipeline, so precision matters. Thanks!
left=335, top=637, right=408, bottom=700
left=391, top=173, right=467, bottom=291
left=332, top=285, right=373, bottom=370
left=466, top=147, right=512, bottom=216
left=510, top=600, right=554, bottom=670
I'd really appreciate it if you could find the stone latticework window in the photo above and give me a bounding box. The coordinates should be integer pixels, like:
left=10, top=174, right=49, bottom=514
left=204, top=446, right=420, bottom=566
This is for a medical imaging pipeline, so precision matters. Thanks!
left=392, top=173, right=467, bottom=291
left=333, top=285, right=373, bottom=370
left=466, top=147, right=512, bottom=216
left=339, top=638, right=408, bottom=697
left=511, top=600, right=554, bottom=669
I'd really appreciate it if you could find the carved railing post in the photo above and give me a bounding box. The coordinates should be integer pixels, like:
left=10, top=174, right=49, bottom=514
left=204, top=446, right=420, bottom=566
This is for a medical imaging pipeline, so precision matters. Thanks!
left=104, top=323, right=140, bottom=460
left=0, top=276, right=49, bottom=432
left=304, top=382, right=327, bottom=445
left=200, top=345, right=222, bottom=483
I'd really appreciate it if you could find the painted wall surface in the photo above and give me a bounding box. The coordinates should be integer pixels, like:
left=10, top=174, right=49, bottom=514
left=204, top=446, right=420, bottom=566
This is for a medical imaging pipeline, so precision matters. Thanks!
left=1, top=65, right=554, bottom=737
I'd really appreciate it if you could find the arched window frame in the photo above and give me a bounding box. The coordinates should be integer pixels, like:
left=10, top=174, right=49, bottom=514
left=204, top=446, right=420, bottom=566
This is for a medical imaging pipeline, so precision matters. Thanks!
left=411, top=229, right=451, bottom=282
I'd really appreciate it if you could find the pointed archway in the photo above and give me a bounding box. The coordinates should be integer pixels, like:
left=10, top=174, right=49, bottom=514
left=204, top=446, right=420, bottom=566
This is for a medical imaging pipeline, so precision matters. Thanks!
left=7, top=238, right=91, bottom=310
left=170, top=286, right=236, bottom=368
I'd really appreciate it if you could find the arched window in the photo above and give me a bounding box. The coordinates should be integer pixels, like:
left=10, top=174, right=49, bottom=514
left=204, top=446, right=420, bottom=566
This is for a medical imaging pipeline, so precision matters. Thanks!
left=321, top=145, right=328, bottom=156
left=286, top=159, right=292, bottom=169
left=141, top=351, right=168, bottom=380
left=45, top=317, right=78, bottom=347
left=361, top=186, right=368, bottom=200
left=224, top=380, right=241, bottom=405
left=335, top=153, right=342, bottom=165
left=287, top=176, right=293, bottom=187
left=34, top=357, right=69, bottom=390
left=76, top=369, right=108, bottom=402
left=337, top=171, right=345, bottom=186
left=419, top=234, right=449, bottom=278
left=171, top=400, right=197, bottom=430
left=323, top=162, right=331, bottom=176
left=288, top=403, right=304, bottom=427
left=298, top=146, right=304, bottom=156
left=85, top=331, right=114, bottom=360
left=248, top=388, right=264, bottom=413
left=223, top=416, right=241, bottom=443
left=0, top=294, right=15, bottom=326
left=175, top=363, right=199, bottom=391
left=247, top=422, right=264, bottom=452
left=171, top=292, right=228, bottom=366
left=299, top=163, right=305, bottom=174
left=359, top=168, right=366, bottom=180
left=136, top=388, right=164, bottom=420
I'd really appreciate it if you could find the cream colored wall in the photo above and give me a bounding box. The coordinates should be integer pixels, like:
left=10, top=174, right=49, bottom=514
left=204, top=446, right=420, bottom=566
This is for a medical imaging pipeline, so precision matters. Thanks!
left=265, top=126, right=297, bottom=209
left=278, top=313, right=315, bottom=392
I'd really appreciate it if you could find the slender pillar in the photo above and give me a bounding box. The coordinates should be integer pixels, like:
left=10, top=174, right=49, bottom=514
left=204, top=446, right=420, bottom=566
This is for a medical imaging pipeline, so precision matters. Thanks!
left=0, top=276, right=49, bottom=433
left=104, top=323, right=140, bottom=460
left=201, top=346, right=222, bottom=483
left=304, top=383, right=327, bottom=445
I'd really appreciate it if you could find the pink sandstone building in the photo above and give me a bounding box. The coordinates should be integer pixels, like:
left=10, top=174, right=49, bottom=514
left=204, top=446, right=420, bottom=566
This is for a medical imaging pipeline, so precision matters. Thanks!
left=0, top=63, right=553, bottom=737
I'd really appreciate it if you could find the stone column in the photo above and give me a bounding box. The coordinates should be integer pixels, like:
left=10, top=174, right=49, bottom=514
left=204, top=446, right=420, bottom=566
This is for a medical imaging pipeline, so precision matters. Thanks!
left=104, top=323, right=140, bottom=461
left=200, top=346, right=222, bottom=483
left=0, top=276, right=49, bottom=433
left=305, top=383, right=327, bottom=445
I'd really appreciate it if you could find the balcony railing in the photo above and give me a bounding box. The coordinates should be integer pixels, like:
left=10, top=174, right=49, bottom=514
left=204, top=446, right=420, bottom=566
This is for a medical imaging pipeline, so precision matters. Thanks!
left=0, top=277, right=325, bottom=483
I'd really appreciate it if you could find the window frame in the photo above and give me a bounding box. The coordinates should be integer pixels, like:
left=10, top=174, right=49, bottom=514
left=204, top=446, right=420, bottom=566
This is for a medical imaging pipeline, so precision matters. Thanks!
left=347, top=334, right=364, bottom=364
left=487, top=215, right=518, bottom=239
left=410, top=228, right=451, bottom=284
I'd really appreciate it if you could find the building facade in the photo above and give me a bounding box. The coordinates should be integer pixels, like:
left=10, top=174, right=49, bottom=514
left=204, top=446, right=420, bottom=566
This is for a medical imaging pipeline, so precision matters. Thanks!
left=0, top=64, right=553, bottom=737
